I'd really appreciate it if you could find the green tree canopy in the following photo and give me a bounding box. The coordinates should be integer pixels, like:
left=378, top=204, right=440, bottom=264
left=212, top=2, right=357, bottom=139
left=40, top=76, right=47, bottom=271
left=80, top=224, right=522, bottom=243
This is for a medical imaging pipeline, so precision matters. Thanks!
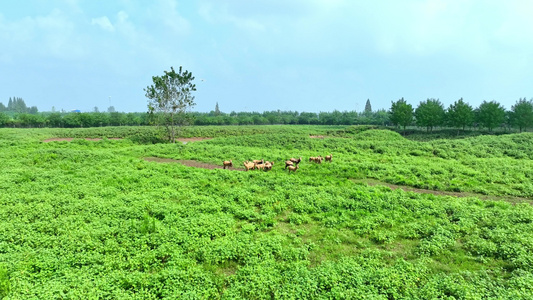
left=476, top=100, right=506, bottom=132
left=510, top=98, right=533, bottom=132
left=447, top=98, right=474, bottom=131
left=145, top=66, right=196, bottom=143
left=389, top=97, right=413, bottom=132
left=415, top=98, right=445, bottom=132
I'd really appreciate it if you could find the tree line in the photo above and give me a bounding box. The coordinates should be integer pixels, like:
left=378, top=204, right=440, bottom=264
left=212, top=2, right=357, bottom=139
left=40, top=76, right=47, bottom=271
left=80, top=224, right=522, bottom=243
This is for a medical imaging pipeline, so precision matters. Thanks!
left=0, top=110, right=391, bottom=128
left=390, top=97, right=533, bottom=133
left=1, top=95, right=532, bottom=133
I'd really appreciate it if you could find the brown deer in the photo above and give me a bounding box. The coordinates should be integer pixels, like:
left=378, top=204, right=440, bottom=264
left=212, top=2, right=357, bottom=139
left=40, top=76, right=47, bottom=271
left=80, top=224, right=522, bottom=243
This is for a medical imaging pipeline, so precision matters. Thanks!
left=222, top=160, right=233, bottom=169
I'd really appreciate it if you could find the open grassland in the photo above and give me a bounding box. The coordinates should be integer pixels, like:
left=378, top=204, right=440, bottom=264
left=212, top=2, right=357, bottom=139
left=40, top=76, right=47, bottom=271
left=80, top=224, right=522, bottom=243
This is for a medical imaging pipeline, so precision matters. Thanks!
left=1, top=125, right=533, bottom=299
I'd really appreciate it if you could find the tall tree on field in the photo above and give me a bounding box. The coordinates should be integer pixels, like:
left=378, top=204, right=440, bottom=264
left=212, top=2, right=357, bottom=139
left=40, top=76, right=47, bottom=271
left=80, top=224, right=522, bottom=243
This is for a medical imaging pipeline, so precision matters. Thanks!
left=510, top=98, right=533, bottom=132
left=415, top=98, right=445, bottom=132
left=447, top=98, right=474, bottom=132
left=364, top=99, right=372, bottom=114
left=145, top=66, right=196, bottom=143
left=389, top=97, right=413, bottom=133
left=476, top=100, right=506, bottom=132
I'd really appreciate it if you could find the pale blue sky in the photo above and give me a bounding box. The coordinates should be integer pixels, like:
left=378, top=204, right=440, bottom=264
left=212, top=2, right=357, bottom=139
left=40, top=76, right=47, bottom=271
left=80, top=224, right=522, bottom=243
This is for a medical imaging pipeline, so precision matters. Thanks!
left=1, top=0, right=533, bottom=113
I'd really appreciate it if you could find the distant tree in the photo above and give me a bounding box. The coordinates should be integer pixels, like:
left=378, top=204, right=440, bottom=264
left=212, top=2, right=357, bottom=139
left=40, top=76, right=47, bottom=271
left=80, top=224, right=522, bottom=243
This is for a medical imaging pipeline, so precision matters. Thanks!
left=476, top=100, right=506, bottom=132
left=0, top=102, right=5, bottom=111
left=28, top=106, right=38, bottom=114
left=446, top=98, right=474, bottom=131
left=389, top=97, right=413, bottom=132
left=18, top=113, right=45, bottom=127
left=107, top=106, right=116, bottom=113
left=62, top=113, right=81, bottom=128
left=91, top=112, right=110, bottom=127
left=364, top=99, right=372, bottom=114
left=373, top=109, right=390, bottom=126
left=214, top=102, right=221, bottom=116
left=145, top=66, right=197, bottom=143
left=415, top=98, right=445, bottom=132
left=93, top=106, right=99, bottom=113
left=298, top=112, right=318, bottom=125
left=47, top=113, right=63, bottom=127
left=125, top=112, right=142, bottom=126
left=263, top=111, right=282, bottom=124
left=510, top=98, right=533, bottom=132
left=0, top=112, right=9, bottom=127
left=6, top=97, right=28, bottom=113
left=109, top=112, right=125, bottom=126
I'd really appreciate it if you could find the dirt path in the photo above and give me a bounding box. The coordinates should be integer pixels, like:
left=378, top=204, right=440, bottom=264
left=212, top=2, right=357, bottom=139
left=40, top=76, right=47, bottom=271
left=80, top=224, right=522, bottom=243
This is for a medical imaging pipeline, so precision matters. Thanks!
left=352, top=178, right=532, bottom=205
left=143, top=157, right=532, bottom=204
left=43, top=137, right=211, bottom=143
left=143, top=157, right=243, bottom=171
left=43, top=137, right=123, bottom=142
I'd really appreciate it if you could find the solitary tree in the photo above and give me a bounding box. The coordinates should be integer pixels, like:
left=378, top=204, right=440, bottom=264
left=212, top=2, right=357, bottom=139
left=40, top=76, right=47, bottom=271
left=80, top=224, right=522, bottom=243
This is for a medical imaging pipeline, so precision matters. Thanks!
left=510, top=98, right=533, bottom=132
left=389, top=97, right=413, bottom=133
left=415, top=98, right=445, bottom=132
left=447, top=98, right=474, bottom=132
left=145, top=66, right=196, bottom=143
left=476, top=100, right=506, bottom=132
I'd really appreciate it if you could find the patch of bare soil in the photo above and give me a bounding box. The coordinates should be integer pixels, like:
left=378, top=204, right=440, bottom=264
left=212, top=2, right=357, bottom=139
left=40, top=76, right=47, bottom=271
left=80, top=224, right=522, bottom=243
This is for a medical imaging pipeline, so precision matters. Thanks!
left=352, top=178, right=532, bottom=205
left=143, top=157, right=243, bottom=171
left=43, top=137, right=123, bottom=142
left=309, top=135, right=325, bottom=139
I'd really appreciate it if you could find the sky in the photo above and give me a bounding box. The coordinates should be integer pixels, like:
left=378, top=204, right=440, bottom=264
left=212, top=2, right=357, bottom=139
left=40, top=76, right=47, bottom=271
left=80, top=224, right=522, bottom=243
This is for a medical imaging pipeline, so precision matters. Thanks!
left=1, top=0, right=533, bottom=113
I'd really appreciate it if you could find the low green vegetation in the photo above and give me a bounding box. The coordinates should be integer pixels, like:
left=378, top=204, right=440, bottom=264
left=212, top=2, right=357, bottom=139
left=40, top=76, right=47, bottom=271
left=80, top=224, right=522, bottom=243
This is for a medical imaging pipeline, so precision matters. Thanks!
left=1, top=125, right=532, bottom=298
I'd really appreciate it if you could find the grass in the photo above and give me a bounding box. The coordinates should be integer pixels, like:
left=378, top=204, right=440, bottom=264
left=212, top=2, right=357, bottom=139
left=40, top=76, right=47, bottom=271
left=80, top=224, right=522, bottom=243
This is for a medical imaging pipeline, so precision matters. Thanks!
left=1, top=125, right=533, bottom=298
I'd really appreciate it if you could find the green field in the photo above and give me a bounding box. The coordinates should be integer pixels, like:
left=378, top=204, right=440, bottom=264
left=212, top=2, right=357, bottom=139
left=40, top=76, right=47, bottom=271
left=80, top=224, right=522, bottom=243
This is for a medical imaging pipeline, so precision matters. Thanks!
left=1, top=125, right=533, bottom=299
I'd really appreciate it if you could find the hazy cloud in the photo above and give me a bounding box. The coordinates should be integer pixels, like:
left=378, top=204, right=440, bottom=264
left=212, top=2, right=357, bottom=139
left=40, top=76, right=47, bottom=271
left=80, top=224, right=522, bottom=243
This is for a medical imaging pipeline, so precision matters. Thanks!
left=91, top=16, right=114, bottom=32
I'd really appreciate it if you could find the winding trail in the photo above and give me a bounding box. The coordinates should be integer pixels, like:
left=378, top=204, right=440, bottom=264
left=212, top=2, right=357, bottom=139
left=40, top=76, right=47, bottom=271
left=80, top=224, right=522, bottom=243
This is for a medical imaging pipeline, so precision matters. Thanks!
left=43, top=137, right=123, bottom=142
left=352, top=178, right=532, bottom=205
left=144, top=157, right=532, bottom=204
left=143, top=157, right=243, bottom=171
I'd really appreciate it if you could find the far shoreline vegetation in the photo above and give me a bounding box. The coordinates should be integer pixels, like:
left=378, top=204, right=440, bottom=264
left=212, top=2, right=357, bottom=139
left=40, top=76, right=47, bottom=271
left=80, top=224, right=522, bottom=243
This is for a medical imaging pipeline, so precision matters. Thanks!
left=1, top=97, right=532, bottom=135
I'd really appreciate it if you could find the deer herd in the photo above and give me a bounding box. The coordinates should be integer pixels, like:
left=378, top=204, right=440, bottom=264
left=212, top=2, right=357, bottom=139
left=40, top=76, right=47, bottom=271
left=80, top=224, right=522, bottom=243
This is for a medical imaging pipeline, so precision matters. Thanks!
left=222, top=154, right=332, bottom=173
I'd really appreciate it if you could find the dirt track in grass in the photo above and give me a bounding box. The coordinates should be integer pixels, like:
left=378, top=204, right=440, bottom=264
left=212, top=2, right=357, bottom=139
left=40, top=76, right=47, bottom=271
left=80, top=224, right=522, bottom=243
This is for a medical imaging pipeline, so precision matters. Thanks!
left=144, top=157, right=532, bottom=204
left=352, top=178, right=532, bottom=205
left=43, top=137, right=123, bottom=142
left=42, top=137, right=212, bottom=143
left=143, top=157, right=243, bottom=171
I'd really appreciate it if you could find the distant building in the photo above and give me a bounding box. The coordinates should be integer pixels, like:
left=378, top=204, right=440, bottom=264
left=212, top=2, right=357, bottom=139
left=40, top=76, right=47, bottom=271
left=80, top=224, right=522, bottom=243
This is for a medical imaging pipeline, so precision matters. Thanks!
left=71, top=109, right=81, bottom=113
